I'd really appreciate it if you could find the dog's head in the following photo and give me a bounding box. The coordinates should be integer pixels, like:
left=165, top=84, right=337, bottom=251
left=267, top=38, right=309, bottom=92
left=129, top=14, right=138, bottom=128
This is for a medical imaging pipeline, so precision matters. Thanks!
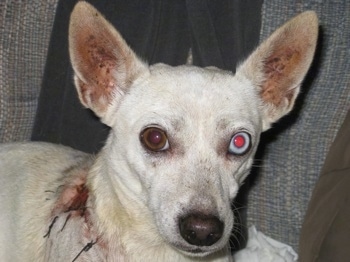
left=69, top=2, right=318, bottom=257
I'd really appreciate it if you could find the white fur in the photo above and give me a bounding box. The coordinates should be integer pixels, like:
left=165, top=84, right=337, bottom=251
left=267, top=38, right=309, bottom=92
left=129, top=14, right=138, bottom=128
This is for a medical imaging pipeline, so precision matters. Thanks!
left=0, top=2, right=318, bottom=261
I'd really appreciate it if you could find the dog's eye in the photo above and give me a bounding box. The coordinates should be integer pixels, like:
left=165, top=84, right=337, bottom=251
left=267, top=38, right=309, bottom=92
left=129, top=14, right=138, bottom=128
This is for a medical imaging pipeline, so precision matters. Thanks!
left=228, top=132, right=251, bottom=156
left=140, top=127, right=169, bottom=152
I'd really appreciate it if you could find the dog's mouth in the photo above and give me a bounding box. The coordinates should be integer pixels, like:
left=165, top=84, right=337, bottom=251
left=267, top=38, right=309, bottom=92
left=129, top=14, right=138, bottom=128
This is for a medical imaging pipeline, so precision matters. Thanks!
left=172, top=241, right=226, bottom=258
left=173, top=243, right=213, bottom=257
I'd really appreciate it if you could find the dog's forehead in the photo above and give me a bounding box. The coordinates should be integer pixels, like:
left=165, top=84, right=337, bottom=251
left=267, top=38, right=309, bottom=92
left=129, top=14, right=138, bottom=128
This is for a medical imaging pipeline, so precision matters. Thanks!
left=119, top=64, right=261, bottom=130
left=146, top=64, right=258, bottom=106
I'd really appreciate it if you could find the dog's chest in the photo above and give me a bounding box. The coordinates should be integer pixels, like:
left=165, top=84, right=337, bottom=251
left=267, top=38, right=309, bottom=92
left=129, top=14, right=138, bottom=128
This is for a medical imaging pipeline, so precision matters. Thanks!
left=43, top=211, right=108, bottom=261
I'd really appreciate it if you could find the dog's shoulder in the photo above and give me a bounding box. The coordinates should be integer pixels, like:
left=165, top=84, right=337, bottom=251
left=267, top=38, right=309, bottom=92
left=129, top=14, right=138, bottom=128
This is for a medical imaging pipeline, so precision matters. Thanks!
left=0, top=142, right=96, bottom=260
left=0, top=142, right=91, bottom=179
left=0, top=141, right=89, bottom=161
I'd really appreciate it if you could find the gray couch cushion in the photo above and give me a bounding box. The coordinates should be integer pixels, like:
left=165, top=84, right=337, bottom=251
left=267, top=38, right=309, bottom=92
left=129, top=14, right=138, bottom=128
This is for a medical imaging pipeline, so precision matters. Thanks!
left=0, top=1, right=57, bottom=142
left=299, top=109, right=350, bottom=261
left=246, top=0, right=350, bottom=251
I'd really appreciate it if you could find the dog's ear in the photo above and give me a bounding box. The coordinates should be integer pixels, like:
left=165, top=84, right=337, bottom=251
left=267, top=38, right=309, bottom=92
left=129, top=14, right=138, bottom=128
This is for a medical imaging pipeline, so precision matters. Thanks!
left=69, top=1, right=147, bottom=124
left=236, top=11, right=318, bottom=130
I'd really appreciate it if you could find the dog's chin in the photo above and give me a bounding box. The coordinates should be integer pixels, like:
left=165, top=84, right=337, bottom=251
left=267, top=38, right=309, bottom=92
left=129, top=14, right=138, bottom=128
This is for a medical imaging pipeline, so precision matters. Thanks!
left=172, top=242, right=224, bottom=258
left=177, top=248, right=213, bottom=258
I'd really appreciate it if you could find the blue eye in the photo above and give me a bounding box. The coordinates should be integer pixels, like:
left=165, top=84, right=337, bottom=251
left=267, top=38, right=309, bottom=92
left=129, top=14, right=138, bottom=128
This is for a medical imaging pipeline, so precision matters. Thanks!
left=228, top=132, right=251, bottom=155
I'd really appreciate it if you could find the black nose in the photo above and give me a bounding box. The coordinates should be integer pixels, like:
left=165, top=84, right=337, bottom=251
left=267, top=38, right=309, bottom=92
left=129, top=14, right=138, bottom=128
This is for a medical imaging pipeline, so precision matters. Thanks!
left=179, top=213, right=224, bottom=246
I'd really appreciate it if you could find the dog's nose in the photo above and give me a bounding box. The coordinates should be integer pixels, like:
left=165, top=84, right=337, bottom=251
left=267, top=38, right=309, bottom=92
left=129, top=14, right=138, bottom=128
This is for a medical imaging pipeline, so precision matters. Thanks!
left=179, top=213, right=224, bottom=246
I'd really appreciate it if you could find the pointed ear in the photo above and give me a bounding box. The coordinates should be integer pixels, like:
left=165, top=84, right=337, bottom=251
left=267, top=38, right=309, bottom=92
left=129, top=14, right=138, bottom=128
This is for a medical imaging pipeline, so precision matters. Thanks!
left=69, top=1, right=148, bottom=125
left=237, top=11, right=318, bottom=130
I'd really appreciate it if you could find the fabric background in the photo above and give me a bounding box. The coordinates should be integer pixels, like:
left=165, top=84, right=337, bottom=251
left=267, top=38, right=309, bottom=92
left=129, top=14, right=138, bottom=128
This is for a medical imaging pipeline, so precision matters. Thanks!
left=245, top=0, right=350, bottom=251
left=299, top=109, right=350, bottom=262
left=0, top=1, right=58, bottom=141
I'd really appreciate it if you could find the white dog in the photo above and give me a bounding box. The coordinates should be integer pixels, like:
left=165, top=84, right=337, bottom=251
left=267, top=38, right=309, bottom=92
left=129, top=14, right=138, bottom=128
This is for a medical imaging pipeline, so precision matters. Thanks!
left=0, top=2, right=318, bottom=261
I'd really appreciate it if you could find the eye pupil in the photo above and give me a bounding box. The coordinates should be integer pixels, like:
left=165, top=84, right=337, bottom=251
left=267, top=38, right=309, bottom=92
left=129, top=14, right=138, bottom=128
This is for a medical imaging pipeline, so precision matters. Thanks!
left=148, top=130, right=163, bottom=145
left=233, top=135, right=246, bottom=148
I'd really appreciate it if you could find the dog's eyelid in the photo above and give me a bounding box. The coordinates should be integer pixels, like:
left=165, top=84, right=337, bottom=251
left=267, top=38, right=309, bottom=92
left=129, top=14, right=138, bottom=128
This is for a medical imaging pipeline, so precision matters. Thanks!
left=142, top=124, right=166, bottom=130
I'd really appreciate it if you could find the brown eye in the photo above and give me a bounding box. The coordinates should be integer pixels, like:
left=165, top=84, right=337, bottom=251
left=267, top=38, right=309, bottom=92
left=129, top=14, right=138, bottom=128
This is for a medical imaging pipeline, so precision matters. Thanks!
left=140, top=127, right=169, bottom=152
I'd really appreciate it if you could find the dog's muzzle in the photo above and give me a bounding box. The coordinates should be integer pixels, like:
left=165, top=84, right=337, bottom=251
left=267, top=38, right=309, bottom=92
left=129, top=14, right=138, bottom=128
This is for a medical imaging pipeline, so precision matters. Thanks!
left=179, top=213, right=224, bottom=247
